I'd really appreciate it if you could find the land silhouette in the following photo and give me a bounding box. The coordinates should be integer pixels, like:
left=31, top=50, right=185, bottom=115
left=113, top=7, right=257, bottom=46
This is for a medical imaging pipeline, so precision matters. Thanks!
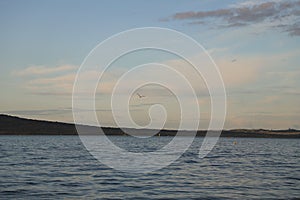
left=0, top=114, right=299, bottom=138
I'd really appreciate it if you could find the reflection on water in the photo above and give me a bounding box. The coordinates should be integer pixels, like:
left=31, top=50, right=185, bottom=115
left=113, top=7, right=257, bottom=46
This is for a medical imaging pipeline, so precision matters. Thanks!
left=0, top=136, right=299, bottom=199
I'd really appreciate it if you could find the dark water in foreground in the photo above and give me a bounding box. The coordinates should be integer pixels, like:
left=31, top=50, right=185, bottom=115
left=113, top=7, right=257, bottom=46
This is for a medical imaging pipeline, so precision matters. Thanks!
left=0, top=136, right=299, bottom=199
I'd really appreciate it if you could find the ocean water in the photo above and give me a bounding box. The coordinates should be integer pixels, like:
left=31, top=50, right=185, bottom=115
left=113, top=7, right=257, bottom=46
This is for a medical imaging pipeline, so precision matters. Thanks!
left=0, top=136, right=299, bottom=199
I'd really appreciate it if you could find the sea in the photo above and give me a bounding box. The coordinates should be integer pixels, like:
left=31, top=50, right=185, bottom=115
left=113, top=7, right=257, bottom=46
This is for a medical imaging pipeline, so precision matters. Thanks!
left=0, top=136, right=299, bottom=199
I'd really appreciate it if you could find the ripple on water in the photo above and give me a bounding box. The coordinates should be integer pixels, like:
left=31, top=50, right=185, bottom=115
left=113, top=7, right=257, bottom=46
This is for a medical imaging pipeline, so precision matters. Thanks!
left=0, top=136, right=299, bottom=199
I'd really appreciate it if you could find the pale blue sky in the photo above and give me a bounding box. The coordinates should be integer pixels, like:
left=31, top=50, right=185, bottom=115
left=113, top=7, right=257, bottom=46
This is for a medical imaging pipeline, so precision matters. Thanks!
left=1, top=0, right=300, bottom=129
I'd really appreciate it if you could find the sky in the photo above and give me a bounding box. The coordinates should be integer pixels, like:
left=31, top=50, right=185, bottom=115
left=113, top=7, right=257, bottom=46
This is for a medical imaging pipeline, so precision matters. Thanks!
left=0, top=0, right=300, bottom=130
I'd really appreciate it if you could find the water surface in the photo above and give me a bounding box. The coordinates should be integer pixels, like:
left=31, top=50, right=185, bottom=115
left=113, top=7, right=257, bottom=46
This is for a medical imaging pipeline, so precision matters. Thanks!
left=0, top=136, right=299, bottom=199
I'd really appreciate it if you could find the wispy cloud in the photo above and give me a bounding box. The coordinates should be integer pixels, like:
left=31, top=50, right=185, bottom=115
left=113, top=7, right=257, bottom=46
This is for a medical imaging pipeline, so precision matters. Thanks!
left=3, top=108, right=72, bottom=116
left=12, top=65, right=76, bottom=76
left=170, top=0, right=300, bottom=36
left=13, top=64, right=121, bottom=96
left=163, top=53, right=265, bottom=90
left=3, top=107, right=122, bottom=116
left=26, top=73, right=76, bottom=93
left=12, top=64, right=79, bottom=96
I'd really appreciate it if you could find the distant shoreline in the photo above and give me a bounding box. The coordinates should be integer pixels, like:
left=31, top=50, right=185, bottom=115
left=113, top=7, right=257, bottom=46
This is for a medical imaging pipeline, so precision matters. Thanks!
left=1, top=114, right=299, bottom=138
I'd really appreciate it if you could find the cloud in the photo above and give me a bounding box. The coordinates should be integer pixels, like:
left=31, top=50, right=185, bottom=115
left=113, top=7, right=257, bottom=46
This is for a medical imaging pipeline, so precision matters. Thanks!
left=3, top=108, right=72, bottom=116
left=163, top=53, right=264, bottom=90
left=27, top=73, right=76, bottom=91
left=3, top=107, right=124, bottom=116
left=13, top=65, right=76, bottom=76
left=216, top=57, right=261, bottom=87
left=11, top=51, right=299, bottom=129
left=11, top=64, right=77, bottom=96
left=170, top=0, right=300, bottom=36
left=15, top=65, right=122, bottom=96
left=286, top=22, right=300, bottom=36
left=259, top=95, right=280, bottom=104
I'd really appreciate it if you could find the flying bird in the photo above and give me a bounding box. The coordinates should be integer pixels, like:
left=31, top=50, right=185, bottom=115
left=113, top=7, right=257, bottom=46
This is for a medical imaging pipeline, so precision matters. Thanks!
left=231, top=59, right=237, bottom=63
left=137, top=93, right=146, bottom=98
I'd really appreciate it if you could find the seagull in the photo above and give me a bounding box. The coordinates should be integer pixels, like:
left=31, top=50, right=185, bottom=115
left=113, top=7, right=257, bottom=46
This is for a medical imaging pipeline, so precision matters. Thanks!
left=137, top=93, right=146, bottom=98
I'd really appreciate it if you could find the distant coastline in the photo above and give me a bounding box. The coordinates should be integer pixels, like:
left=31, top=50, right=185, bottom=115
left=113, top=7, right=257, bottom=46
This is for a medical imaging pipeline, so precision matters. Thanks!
left=0, top=114, right=299, bottom=138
